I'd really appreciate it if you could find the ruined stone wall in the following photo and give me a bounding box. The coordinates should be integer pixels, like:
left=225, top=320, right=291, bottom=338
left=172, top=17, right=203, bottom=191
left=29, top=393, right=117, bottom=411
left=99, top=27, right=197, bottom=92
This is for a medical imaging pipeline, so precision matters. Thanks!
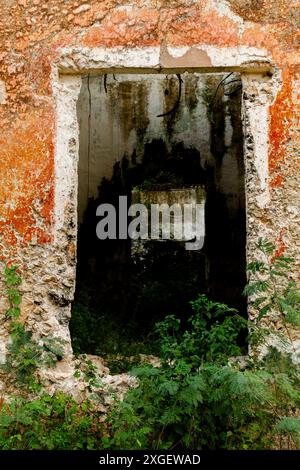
left=0, top=1, right=299, bottom=380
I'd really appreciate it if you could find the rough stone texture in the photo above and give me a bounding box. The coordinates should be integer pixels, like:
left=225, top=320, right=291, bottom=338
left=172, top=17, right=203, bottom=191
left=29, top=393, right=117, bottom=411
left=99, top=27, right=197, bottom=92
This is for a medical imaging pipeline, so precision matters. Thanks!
left=0, top=1, right=299, bottom=383
left=0, top=353, right=137, bottom=406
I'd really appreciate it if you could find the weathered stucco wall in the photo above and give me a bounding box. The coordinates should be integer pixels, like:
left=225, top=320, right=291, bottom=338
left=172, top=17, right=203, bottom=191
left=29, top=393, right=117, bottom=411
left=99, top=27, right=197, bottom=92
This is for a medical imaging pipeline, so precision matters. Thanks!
left=0, top=1, right=299, bottom=386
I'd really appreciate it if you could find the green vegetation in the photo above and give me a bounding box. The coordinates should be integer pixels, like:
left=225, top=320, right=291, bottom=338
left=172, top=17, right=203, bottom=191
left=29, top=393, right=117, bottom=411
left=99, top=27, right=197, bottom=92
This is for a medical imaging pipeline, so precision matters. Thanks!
left=0, top=264, right=104, bottom=450
left=74, top=354, right=103, bottom=391
left=0, top=264, right=66, bottom=391
left=244, top=238, right=300, bottom=353
left=104, top=239, right=300, bottom=450
left=0, top=393, right=102, bottom=450
left=0, top=239, right=299, bottom=449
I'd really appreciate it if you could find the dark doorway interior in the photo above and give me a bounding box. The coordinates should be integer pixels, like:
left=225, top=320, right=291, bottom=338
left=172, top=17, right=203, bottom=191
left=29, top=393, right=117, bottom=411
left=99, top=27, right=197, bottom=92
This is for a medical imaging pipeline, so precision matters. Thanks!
left=70, top=72, right=246, bottom=368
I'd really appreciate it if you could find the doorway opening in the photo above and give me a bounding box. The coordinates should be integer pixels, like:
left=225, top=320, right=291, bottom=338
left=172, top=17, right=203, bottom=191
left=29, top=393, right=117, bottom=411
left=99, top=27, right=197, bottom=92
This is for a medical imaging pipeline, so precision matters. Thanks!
left=69, top=72, right=246, bottom=370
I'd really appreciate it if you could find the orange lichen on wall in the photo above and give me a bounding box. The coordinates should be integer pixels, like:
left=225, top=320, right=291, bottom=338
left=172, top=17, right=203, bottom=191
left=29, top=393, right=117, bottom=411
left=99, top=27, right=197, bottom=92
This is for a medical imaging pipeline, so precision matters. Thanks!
left=82, top=5, right=239, bottom=48
left=162, top=8, right=239, bottom=47
left=0, top=107, right=54, bottom=249
left=273, top=228, right=287, bottom=259
left=269, top=69, right=293, bottom=187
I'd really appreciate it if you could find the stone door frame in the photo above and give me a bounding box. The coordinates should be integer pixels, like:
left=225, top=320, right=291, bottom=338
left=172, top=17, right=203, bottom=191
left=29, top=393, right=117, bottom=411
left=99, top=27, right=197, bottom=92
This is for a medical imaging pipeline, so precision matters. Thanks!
left=52, top=44, right=281, bottom=355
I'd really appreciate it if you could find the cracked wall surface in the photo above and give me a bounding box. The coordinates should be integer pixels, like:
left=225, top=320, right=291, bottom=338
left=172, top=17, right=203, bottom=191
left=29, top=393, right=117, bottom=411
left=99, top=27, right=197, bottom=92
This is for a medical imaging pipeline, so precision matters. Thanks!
left=0, top=1, right=299, bottom=382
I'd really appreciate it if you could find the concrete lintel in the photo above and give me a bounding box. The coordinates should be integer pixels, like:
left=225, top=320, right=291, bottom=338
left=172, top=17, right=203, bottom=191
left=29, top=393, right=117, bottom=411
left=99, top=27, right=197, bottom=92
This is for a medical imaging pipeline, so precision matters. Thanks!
left=56, top=45, right=274, bottom=76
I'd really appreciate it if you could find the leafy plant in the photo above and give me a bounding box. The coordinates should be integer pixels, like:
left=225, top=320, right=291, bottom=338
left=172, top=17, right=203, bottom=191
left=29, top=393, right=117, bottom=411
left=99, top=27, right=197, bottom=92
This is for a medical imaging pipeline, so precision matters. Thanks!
left=105, top=296, right=251, bottom=449
left=244, top=237, right=300, bottom=358
left=1, top=240, right=299, bottom=450
left=105, top=241, right=300, bottom=450
left=3, top=323, right=66, bottom=390
left=0, top=393, right=103, bottom=450
left=157, top=295, right=247, bottom=367
left=74, top=355, right=103, bottom=391
left=1, top=263, right=66, bottom=390
left=4, top=265, right=22, bottom=320
left=0, top=265, right=105, bottom=450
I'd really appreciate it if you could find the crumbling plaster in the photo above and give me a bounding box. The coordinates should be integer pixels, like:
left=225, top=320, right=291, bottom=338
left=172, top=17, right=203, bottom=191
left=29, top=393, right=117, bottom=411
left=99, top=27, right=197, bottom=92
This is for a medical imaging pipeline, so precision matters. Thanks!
left=0, top=1, right=299, bottom=384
